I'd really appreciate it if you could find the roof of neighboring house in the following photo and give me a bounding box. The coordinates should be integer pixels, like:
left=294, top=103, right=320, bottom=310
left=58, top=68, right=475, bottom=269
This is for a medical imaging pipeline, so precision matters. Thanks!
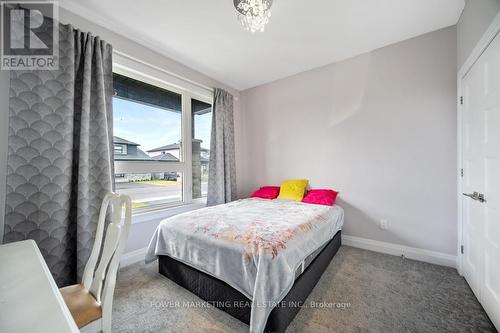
left=148, top=143, right=180, bottom=153
left=148, top=140, right=209, bottom=153
left=151, top=153, right=179, bottom=162
left=113, top=136, right=139, bottom=146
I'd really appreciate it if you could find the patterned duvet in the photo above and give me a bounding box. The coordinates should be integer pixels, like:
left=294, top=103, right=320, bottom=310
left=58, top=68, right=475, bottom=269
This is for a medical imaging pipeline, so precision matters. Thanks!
left=146, top=198, right=344, bottom=333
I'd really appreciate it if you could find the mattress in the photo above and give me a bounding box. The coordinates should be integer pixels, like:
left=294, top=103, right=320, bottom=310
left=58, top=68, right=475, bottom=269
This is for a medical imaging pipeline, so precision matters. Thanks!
left=146, top=198, right=344, bottom=333
left=158, top=230, right=342, bottom=333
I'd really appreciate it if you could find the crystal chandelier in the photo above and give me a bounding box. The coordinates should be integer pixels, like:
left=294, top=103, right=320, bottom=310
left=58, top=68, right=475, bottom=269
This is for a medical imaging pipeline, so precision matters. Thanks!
left=233, top=0, right=274, bottom=33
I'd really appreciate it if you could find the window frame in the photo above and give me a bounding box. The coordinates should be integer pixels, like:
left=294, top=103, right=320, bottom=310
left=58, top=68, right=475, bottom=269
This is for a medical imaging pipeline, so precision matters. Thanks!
left=113, top=56, right=213, bottom=213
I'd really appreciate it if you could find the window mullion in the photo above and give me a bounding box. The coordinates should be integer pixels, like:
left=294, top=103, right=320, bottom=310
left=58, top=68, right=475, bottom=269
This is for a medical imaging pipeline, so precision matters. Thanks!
left=182, top=93, right=193, bottom=204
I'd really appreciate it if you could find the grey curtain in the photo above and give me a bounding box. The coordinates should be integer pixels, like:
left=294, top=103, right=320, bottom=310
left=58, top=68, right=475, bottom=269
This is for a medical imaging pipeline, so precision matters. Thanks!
left=3, top=24, right=114, bottom=286
left=207, top=88, right=237, bottom=206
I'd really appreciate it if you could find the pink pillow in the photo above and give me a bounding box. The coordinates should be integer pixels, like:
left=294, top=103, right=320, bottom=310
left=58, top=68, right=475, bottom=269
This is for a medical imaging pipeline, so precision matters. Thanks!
left=302, top=189, right=338, bottom=206
left=250, top=186, right=280, bottom=199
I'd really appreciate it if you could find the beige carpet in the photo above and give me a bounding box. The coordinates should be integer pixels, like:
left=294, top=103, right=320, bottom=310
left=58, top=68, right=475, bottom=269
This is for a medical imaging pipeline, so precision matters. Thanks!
left=112, top=246, right=496, bottom=333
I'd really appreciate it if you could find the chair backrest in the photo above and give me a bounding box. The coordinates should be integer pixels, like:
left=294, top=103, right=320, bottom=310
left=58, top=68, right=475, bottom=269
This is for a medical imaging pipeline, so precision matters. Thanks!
left=81, top=192, right=132, bottom=307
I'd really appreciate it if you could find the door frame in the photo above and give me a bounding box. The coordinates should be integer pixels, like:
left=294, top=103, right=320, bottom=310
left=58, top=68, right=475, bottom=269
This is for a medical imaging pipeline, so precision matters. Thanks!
left=457, top=12, right=500, bottom=274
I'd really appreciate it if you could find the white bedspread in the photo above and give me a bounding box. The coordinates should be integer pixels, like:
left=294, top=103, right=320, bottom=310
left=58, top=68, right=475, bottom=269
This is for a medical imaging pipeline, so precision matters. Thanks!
left=145, top=198, right=344, bottom=333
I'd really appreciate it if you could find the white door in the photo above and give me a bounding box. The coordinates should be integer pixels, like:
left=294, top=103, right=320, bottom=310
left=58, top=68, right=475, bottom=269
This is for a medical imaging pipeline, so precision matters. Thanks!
left=461, top=31, right=500, bottom=330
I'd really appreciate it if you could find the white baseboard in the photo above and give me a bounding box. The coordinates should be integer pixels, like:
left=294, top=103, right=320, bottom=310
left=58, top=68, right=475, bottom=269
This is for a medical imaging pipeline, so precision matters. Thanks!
left=120, top=247, right=148, bottom=268
left=342, top=235, right=457, bottom=268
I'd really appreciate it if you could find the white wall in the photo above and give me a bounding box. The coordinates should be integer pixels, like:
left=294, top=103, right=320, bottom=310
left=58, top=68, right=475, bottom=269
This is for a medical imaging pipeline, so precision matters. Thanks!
left=239, top=27, right=458, bottom=255
left=457, top=0, right=500, bottom=68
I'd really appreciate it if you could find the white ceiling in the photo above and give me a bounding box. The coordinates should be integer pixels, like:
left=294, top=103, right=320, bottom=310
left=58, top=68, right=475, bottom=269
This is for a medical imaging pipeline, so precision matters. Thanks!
left=60, top=0, right=464, bottom=91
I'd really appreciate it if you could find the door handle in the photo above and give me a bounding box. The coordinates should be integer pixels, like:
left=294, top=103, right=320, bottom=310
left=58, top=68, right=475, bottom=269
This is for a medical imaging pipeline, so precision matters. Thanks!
left=462, top=192, right=475, bottom=200
left=462, top=192, right=487, bottom=203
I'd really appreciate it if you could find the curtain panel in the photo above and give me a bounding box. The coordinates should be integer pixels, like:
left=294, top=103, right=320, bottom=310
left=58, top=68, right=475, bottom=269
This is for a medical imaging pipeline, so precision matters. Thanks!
left=3, top=24, right=114, bottom=286
left=207, top=88, right=237, bottom=206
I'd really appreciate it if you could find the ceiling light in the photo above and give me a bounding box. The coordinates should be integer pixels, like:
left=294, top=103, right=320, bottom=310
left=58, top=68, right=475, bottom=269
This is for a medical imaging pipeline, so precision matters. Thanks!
left=233, top=0, right=274, bottom=33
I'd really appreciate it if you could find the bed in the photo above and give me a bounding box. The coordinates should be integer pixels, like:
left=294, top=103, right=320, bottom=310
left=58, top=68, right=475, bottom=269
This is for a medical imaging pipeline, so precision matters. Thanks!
left=146, top=198, right=344, bottom=333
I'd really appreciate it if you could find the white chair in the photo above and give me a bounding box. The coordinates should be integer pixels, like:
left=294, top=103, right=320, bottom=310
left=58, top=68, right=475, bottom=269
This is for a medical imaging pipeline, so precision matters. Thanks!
left=60, top=193, right=132, bottom=333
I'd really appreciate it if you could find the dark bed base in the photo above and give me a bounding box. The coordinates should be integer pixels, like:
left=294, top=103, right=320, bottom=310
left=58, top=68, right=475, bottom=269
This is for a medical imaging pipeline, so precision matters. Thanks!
left=158, top=230, right=342, bottom=333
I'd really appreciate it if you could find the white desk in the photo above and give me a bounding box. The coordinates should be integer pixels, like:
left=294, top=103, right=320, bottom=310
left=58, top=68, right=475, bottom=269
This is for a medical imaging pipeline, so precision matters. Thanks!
left=0, top=240, right=79, bottom=333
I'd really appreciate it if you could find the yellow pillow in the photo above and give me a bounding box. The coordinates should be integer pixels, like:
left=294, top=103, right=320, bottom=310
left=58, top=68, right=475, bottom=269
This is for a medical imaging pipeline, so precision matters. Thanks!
left=277, top=179, right=309, bottom=201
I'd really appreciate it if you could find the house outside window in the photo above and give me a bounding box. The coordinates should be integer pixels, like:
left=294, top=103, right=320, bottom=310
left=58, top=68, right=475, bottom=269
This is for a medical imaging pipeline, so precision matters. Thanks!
left=112, top=71, right=212, bottom=212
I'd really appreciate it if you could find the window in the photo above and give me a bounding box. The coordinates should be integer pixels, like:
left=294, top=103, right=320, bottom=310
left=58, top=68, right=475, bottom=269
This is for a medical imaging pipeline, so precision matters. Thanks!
left=114, top=144, right=127, bottom=155
left=112, top=72, right=212, bottom=212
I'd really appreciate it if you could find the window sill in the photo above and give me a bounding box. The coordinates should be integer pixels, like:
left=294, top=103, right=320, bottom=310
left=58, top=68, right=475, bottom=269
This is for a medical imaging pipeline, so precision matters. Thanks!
left=131, top=199, right=207, bottom=225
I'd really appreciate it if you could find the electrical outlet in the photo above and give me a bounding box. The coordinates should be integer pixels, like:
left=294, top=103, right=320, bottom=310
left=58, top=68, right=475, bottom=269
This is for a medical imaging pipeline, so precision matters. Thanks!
left=380, top=219, right=389, bottom=230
